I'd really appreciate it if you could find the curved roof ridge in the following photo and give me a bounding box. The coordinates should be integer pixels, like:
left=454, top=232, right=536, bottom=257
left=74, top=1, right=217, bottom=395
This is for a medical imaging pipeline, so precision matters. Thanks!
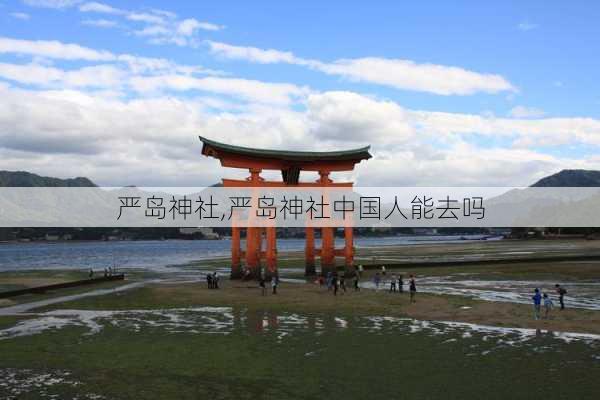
left=199, top=136, right=371, bottom=161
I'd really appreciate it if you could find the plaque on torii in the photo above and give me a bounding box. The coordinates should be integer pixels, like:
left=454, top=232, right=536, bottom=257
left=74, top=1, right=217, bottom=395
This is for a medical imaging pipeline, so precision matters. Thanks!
left=199, top=136, right=371, bottom=279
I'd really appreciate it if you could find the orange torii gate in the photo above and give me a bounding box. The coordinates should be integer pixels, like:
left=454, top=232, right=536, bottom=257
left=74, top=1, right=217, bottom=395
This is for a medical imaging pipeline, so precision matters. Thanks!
left=199, top=136, right=371, bottom=279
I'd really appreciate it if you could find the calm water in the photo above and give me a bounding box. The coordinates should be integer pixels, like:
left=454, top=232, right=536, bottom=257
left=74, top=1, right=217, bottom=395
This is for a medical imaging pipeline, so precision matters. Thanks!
left=0, top=235, right=488, bottom=272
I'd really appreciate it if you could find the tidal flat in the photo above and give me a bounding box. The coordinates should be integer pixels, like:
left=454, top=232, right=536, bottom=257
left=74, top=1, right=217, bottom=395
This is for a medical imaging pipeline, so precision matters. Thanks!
left=1, top=238, right=600, bottom=399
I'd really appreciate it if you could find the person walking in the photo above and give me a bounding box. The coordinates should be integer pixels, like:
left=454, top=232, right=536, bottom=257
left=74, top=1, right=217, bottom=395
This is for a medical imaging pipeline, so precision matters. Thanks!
left=381, top=265, right=386, bottom=275
left=390, top=274, right=397, bottom=292
left=206, top=273, right=213, bottom=289
left=353, top=274, right=360, bottom=291
left=409, top=275, right=416, bottom=303
left=398, top=275, right=404, bottom=293
left=272, top=275, right=279, bottom=295
left=532, top=288, right=542, bottom=320
left=358, top=264, right=364, bottom=276
left=340, top=275, right=347, bottom=294
left=374, top=272, right=381, bottom=290
left=213, top=272, right=220, bottom=289
left=555, top=284, right=567, bottom=310
left=259, top=275, right=266, bottom=296
left=543, top=293, right=554, bottom=319
left=88, top=269, right=94, bottom=279
left=333, top=276, right=339, bottom=296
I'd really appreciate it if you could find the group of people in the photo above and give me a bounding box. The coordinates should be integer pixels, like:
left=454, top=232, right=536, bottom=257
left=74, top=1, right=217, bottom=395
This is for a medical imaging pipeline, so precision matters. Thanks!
left=88, top=266, right=117, bottom=278
left=314, top=267, right=417, bottom=301
left=206, top=272, right=220, bottom=289
left=372, top=269, right=417, bottom=302
left=318, top=272, right=352, bottom=296
left=531, top=284, right=567, bottom=320
left=259, top=274, right=279, bottom=295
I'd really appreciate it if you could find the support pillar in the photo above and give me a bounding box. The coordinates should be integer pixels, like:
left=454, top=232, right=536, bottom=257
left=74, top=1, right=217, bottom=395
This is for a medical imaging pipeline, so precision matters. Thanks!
left=245, top=227, right=259, bottom=277
left=231, top=226, right=242, bottom=279
left=321, top=227, right=335, bottom=275
left=344, top=226, right=355, bottom=275
left=305, top=227, right=316, bottom=276
left=266, top=226, right=277, bottom=279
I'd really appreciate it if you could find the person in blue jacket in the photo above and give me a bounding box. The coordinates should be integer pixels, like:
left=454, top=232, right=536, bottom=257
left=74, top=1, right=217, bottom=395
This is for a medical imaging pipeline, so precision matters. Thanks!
left=532, top=288, right=542, bottom=320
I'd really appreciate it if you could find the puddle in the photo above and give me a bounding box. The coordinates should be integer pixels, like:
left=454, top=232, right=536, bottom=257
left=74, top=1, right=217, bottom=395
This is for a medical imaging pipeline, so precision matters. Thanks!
left=2, top=307, right=600, bottom=359
left=361, top=276, right=600, bottom=310
left=0, top=368, right=107, bottom=399
left=0, top=281, right=152, bottom=316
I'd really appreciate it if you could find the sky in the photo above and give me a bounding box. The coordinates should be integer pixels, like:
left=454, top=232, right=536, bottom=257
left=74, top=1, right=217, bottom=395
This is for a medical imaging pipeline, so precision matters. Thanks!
left=0, top=0, right=600, bottom=187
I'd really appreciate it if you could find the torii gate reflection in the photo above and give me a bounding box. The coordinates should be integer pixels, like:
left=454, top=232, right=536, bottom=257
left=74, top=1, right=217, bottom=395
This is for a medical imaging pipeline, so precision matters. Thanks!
left=199, top=136, right=371, bottom=279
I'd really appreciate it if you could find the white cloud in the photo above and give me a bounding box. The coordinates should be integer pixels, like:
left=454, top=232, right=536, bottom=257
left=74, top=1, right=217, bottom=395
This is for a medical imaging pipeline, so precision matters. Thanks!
left=518, top=21, right=539, bottom=31
left=81, top=18, right=117, bottom=28
left=306, top=91, right=414, bottom=143
left=0, top=62, right=125, bottom=88
left=207, top=41, right=515, bottom=96
left=134, top=25, right=171, bottom=37
left=78, top=1, right=122, bottom=14
left=195, top=21, right=225, bottom=32
left=0, top=37, right=115, bottom=61
left=2, top=83, right=600, bottom=186
left=207, top=41, right=303, bottom=64
left=10, top=12, right=30, bottom=20
left=22, top=0, right=80, bottom=8
left=0, top=42, right=306, bottom=105
left=23, top=1, right=223, bottom=47
left=0, top=36, right=222, bottom=76
left=508, top=106, right=546, bottom=119
left=129, top=75, right=310, bottom=105
left=318, top=58, right=515, bottom=95
left=126, top=12, right=166, bottom=25
left=177, top=19, right=200, bottom=36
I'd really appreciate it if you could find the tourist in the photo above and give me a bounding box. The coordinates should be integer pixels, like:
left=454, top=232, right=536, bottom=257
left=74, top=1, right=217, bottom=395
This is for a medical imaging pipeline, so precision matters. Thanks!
left=398, top=275, right=404, bottom=293
left=374, top=272, right=381, bottom=290
left=317, top=275, right=325, bottom=286
left=340, top=275, right=347, bottom=294
left=259, top=275, right=266, bottom=296
left=409, top=275, right=416, bottom=303
left=381, top=265, right=386, bottom=275
left=213, top=272, right=220, bottom=289
left=326, top=271, right=333, bottom=291
left=333, top=275, right=339, bottom=296
left=108, top=266, right=112, bottom=276
left=206, top=273, right=213, bottom=289
left=88, top=269, right=94, bottom=279
left=243, top=268, right=252, bottom=280
left=543, top=293, right=554, bottom=319
left=272, top=275, right=279, bottom=294
left=103, top=268, right=108, bottom=277
left=555, top=284, right=567, bottom=310
left=358, top=264, right=364, bottom=276
left=353, top=274, right=360, bottom=291
left=532, top=288, right=542, bottom=320
left=390, top=274, right=397, bottom=292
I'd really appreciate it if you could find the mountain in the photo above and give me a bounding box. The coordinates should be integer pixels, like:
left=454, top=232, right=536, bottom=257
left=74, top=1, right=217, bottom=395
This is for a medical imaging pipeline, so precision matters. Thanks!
left=531, top=169, right=600, bottom=187
left=0, top=170, right=96, bottom=187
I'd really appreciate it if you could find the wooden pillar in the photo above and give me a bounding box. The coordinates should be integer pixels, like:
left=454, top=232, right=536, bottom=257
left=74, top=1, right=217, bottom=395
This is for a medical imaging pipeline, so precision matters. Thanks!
left=321, top=227, right=335, bottom=275
left=231, top=226, right=242, bottom=279
left=305, top=227, right=316, bottom=276
left=266, top=226, right=277, bottom=279
left=318, top=170, right=335, bottom=275
left=344, top=226, right=355, bottom=275
left=245, top=227, right=259, bottom=275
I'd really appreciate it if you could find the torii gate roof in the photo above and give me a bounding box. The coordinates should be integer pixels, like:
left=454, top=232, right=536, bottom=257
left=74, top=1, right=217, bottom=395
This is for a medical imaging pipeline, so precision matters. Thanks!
left=199, top=136, right=371, bottom=174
